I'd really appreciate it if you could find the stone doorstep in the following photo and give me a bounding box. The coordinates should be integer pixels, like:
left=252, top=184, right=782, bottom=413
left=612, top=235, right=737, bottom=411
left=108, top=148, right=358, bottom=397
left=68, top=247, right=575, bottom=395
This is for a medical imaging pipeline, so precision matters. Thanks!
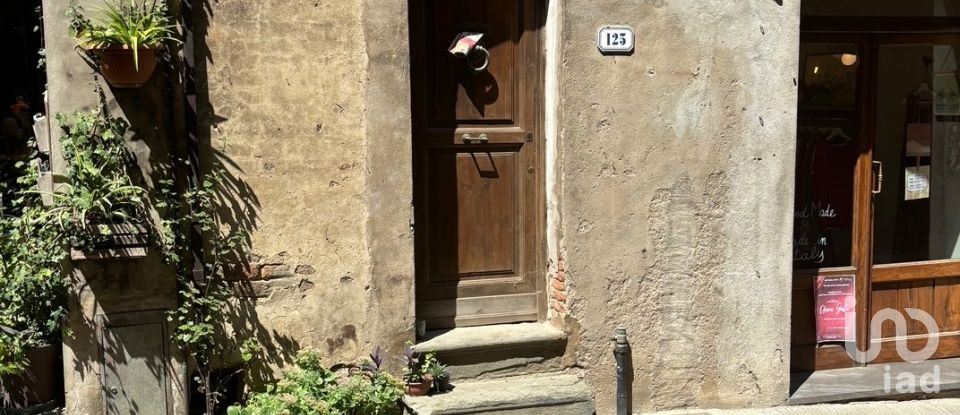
left=414, top=322, right=567, bottom=354
left=788, top=357, right=960, bottom=405
left=402, top=373, right=596, bottom=415
left=413, top=322, right=570, bottom=381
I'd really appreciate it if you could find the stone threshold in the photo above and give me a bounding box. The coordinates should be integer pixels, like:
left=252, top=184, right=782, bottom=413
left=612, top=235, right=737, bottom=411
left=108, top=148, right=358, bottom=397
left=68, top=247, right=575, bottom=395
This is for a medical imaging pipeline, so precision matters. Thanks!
left=402, top=372, right=594, bottom=415
left=788, top=357, right=960, bottom=405
left=414, top=322, right=566, bottom=353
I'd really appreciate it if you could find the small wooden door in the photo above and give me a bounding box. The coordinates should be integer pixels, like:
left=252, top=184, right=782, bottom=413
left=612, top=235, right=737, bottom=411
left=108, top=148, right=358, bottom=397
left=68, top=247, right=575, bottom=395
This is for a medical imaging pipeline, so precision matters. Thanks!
left=410, top=0, right=544, bottom=329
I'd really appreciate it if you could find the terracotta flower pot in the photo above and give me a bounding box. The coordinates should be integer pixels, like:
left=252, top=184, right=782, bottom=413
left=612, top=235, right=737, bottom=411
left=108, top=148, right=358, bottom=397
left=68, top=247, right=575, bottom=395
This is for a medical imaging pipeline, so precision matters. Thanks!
left=0, top=343, right=63, bottom=408
left=95, top=47, right=159, bottom=88
left=405, top=374, right=434, bottom=397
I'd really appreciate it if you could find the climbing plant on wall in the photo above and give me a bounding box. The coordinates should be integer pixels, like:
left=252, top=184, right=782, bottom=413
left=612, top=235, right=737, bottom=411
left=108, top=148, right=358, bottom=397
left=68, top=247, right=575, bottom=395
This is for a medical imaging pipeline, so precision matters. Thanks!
left=158, top=165, right=260, bottom=414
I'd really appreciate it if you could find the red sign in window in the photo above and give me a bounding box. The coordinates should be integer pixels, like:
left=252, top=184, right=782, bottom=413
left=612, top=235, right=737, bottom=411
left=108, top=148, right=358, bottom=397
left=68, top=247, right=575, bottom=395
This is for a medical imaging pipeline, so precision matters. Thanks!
left=815, top=275, right=857, bottom=343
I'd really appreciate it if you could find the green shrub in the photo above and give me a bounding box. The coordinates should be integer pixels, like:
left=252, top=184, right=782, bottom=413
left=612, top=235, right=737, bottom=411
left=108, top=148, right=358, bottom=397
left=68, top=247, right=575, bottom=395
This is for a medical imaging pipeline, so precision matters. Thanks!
left=0, top=207, right=67, bottom=346
left=0, top=332, right=27, bottom=377
left=228, top=349, right=404, bottom=415
left=0, top=160, right=67, bottom=372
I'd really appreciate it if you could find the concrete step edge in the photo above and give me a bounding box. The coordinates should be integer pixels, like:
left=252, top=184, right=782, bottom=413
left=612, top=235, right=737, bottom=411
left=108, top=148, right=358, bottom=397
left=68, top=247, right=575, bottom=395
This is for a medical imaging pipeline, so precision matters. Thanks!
left=414, top=322, right=567, bottom=354
left=403, top=372, right=594, bottom=415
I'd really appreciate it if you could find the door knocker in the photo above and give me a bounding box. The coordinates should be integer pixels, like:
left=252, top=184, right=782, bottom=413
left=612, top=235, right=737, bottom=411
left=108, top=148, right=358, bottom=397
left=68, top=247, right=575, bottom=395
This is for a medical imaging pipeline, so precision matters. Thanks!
left=466, top=45, right=490, bottom=74
left=449, top=32, right=490, bottom=75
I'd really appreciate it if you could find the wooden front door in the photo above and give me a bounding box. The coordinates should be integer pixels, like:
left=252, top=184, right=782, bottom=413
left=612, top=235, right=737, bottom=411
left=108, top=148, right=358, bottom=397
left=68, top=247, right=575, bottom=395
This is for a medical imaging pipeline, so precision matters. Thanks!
left=410, top=0, right=544, bottom=329
left=793, top=27, right=960, bottom=371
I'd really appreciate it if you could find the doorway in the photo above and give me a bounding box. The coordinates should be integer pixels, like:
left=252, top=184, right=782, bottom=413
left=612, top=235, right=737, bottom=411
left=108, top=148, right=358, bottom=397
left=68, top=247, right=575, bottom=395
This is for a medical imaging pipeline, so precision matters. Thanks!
left=792, top=5, right=960, bottom=375
left=409, top=0, right=546, bottom=330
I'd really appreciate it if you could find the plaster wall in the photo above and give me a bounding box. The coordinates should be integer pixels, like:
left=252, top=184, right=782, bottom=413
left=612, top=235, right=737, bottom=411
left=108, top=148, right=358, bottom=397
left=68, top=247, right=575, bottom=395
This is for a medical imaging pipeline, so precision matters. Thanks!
left=555, top=0, right=799, bottom=412
left=196, top=0, right=414, bottom=377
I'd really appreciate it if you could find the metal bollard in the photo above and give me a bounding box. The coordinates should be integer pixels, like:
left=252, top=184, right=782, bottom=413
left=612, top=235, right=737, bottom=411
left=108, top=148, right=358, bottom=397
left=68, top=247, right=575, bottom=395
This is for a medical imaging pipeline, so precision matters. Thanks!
left=614, top=327, right=631, bottom=415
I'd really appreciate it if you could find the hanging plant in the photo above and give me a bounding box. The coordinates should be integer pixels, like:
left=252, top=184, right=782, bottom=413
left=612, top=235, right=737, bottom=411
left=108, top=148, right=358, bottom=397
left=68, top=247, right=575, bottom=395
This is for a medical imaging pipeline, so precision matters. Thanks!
left=44, top=106, right=152, bottom=258
left=68, top=0, right=180, bottom=88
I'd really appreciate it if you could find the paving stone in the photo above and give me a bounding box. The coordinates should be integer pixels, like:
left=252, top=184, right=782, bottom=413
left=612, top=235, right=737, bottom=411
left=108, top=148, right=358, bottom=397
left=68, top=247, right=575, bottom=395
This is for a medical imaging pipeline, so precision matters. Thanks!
left=789, top=359, right=960, bottom=405
left=646, top=399, right=960, bottom=415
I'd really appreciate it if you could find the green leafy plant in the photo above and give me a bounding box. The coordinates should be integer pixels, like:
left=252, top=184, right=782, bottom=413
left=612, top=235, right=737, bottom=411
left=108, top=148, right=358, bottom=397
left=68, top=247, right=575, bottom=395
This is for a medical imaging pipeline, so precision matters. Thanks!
left=0, top=91, right=147, bottom=376
left=161, top=166, right=257, bottom=414
left=0, top=331, right=28, bottom=377
left=0, top=206, right=67, bottom=350
left=45, top=110, right=146, bottom=245
left=227, top=348, right=404, bottom=415
left=0, top=136, right=66, bottom=375
left=423, top=354, right=448, bottom=392
left=401, top=344, right=434, bottom=384
left=68, top=0, right=180, bottom=70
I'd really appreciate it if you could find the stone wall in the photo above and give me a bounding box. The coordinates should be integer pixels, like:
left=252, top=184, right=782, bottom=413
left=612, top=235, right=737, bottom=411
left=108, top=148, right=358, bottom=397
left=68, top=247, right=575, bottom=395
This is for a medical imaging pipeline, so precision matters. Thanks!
left=195, top=0, right=415, bottom=376
left=555, top=0, right=799, bottom=412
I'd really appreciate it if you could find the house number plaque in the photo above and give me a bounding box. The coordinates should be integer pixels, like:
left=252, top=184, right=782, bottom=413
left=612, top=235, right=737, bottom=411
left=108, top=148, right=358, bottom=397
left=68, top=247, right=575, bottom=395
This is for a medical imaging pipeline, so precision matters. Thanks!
left=597, top=26, right=635, bottom=54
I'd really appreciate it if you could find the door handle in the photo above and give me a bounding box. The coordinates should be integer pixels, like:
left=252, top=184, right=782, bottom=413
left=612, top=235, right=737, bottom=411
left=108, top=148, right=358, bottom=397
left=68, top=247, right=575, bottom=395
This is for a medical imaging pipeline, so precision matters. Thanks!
left=462, top=133, right=488, bottom=144
left=872, top=161, right=884, bottom=194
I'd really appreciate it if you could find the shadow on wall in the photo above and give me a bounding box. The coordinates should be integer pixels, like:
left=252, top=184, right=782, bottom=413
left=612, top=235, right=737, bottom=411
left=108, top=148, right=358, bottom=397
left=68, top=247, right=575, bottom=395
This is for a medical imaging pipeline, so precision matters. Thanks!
left=183, top=0, right=302, bottom=396
left=62, top=0, right=301, bottom=412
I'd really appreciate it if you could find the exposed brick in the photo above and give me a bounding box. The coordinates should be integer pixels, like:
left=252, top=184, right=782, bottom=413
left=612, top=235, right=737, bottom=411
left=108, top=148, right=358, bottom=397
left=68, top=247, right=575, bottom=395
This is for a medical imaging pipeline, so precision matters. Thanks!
left=243, top=264, right=263, bottom=280
left=232, top=281, right=272, bottom=298
left=552, top=279, right=566, bottom=292
left=261, top=264, right=294, bottom=279
left=551, top=301, right=567, bottom=314
left=298, top=279, right=316, bottom=292
left=295, top=264, right=316, bottom=275
left=553, top=290, right=568, bottom=303
left=554, top=270, right=566, bottom=282
left=263, top=252, right=289, bottom=266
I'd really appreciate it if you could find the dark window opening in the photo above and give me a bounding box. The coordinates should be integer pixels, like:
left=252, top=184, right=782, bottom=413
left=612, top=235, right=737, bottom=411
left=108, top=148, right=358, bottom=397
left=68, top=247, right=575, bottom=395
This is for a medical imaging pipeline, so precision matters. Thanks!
left=0, top=0, right=47, bottom=215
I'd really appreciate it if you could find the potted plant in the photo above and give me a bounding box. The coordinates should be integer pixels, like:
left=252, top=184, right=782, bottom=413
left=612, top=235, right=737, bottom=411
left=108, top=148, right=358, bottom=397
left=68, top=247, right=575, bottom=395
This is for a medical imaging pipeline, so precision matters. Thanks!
left=424, top=355, right=450, bottom=394
left=68, top=0, right=180, bottom=88
left=401, top=345, right=433, bottom=397
left=0, top=329, right=63, bottom=409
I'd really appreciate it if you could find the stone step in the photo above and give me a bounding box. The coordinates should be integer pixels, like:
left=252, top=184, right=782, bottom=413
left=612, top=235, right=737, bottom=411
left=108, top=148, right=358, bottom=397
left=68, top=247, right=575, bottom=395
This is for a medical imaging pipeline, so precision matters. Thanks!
left=413, top=322, right=569, bottom=381
left=402, top=373, right=595, bottom=415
